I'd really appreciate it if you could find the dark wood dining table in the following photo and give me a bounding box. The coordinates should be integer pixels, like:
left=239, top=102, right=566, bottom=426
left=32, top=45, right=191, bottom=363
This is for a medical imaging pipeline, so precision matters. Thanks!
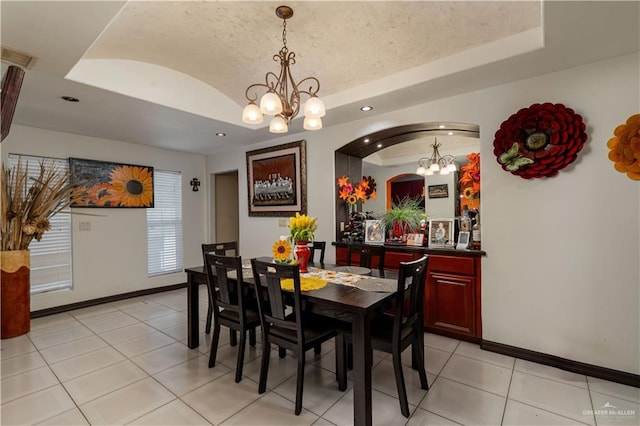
left=184, top=260, right=399, bottom=426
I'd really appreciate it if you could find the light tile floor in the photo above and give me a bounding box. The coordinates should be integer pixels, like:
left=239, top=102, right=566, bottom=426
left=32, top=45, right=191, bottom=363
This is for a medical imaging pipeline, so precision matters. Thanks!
left=1, top=288, right=638, bottom=425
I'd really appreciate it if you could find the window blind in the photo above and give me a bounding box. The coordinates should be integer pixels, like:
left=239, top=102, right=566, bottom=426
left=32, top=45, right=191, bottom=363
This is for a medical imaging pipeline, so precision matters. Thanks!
left=147, top=170, right=183, bottom=276
left=7, top=154, right=73, bottom=294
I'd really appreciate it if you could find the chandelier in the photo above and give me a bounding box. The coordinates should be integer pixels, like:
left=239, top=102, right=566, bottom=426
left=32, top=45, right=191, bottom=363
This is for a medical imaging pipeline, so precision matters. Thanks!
left=241, top=6, right=325, bottom=133
left=416, top=139, right=457, bottom=176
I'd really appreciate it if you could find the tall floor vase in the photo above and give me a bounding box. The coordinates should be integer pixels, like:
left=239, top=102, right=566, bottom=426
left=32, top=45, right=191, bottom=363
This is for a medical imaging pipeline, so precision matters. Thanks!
left=1, top=250, right=30, bottom=339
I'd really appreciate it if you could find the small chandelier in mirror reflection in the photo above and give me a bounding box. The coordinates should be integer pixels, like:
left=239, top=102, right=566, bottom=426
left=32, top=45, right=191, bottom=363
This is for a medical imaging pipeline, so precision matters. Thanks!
left=241, top=5, right=325, bottom=133
left=416, top=139, right=457, bottom=176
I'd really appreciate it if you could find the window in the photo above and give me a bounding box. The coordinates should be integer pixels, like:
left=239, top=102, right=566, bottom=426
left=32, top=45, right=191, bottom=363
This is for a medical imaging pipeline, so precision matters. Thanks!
left=8, top=154, right=73, bottom=294
left=147, top=170, right=183, bottom=276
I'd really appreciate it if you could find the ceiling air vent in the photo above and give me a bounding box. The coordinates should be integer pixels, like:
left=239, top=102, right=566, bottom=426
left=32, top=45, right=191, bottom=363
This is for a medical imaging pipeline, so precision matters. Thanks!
left=1, top=46, right=37, bottom=69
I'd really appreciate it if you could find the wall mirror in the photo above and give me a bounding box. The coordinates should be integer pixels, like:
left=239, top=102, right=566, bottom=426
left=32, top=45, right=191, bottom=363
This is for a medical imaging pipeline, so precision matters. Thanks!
left=334, top=123, right=480, bottom=240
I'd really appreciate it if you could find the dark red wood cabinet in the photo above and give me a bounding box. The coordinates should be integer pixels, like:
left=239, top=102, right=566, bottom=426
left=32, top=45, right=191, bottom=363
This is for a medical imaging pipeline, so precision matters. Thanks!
left=334, top=243, right=482, bottom=342
left=425, top=255, right=481, bottom=342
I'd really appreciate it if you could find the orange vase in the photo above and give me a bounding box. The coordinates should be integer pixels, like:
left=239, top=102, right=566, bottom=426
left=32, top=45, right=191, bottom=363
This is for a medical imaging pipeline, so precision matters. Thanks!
left=1, top=250, right=31, bottom=339
left=294, top=241, right=311, bottom=273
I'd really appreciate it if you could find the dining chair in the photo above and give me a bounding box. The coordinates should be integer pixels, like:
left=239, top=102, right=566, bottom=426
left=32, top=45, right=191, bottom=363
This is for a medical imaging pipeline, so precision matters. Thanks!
left=338, top=255, right=429, bottom=417
left=347, top=244, right=386, bottom=276
left=250, top=259, right=347, bottom=415
left=204, top=252, right=261, bottom=383
left=201, top=242, right=238, bottom=335
left=309, top=241, right=326, bottom=264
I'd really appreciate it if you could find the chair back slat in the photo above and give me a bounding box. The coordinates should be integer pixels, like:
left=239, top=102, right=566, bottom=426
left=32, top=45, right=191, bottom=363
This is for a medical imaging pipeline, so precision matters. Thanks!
left=348, top=244, right=386, bottom=275
left=310, top=241, right=326, bottom=264
left=204, top=253, right=243, bottom=315
left=202, top=241, right=238, bottom=263
left=393, top=256, right=429, bottom=344
left=251, top=259, right=304, bottom=341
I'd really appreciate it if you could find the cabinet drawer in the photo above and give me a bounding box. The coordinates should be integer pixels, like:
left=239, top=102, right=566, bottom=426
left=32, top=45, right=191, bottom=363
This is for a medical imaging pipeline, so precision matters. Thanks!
left=429, top=255, right=475, bottom=275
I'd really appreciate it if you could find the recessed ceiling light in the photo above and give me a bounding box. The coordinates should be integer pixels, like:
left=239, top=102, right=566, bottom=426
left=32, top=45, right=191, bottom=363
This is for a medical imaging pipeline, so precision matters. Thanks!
left=216, top=132, right=226, bottom=137
left=364, top=138, right=370, bottom=143
left=61, top=96, right=79, bottom=102
left=438, top=125, right=446, bottom=129
left=447, top=131, right=454, bottom=135
left=360, top=106, right=373, bottom=112
left=377, top=143, right=383, bottom=148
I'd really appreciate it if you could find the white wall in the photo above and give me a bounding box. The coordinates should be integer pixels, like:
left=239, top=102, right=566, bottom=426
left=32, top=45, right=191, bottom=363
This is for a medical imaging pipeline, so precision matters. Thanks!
left=1, top=125, right=208, bottom=311
left=208, top=53, right=639, bottom=374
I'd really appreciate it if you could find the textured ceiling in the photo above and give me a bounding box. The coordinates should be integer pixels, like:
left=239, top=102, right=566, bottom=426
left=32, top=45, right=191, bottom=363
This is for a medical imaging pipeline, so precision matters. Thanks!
left=1, top=1, right=638, bottom=155
left=84, top=1, right=540, bottom=106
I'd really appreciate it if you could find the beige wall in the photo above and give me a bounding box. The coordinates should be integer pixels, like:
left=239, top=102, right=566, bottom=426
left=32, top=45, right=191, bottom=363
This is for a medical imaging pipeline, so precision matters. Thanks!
left=1, top=125, right=208, bottom=311
left=208, top=53, right=640, bottom=374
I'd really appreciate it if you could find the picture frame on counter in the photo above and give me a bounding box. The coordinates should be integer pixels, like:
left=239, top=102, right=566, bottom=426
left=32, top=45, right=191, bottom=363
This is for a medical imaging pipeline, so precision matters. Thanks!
left=456, top=231, right=471, bottom=250
left=428, top=218, right=454, bottom=248
left=406, top=233, right=424, bottom=246
left=364, top=220, right=384, bottom=245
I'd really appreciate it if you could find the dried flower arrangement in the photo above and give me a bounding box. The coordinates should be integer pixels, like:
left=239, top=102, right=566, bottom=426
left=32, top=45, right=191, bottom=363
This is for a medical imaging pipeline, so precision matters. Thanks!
left=1, top=158, right=79, bottom=251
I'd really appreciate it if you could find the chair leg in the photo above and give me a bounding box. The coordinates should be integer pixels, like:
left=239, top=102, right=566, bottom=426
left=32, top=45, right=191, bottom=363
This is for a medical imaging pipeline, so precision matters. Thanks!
left=249, top=328, right=257, bottom=347
left=208, top=321, right=221, bottom=368
left=346, top=341, right=353, bottom=370
left=205, top=300, right=213, bottom=334
left=294, top=352, right=306, bottom=415
left=413, top=342, right=429, bottom=390
left=235, top=329, right=247, bottom=383
left=258, top=339, right=270, bottom=394
left=279, top=346, right=287, bottom=358
left=392, top=350, right=410, bottom=417
left=230, top=330, right=237, bottom=346
left=314, top=343, right=322, bottom=354
left=335, top=335, right=347, bottom=391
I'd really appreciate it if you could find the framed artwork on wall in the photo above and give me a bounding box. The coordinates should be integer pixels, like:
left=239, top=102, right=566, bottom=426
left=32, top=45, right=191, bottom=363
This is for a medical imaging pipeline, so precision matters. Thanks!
left=428, top=184, right=449, bottom=199
left=69, top=158, right=154, bottom=208
left=428, top=218, right=454, bottom=248
left=246, top=140, right=307, bottom=217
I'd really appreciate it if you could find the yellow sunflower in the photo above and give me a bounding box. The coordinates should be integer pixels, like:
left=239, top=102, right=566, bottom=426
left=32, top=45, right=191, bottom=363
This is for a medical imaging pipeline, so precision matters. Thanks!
left=462, top=187, right=476, bottom=199
left=272, top=240, right=292, bottom=262
left=109, top=165, right=154, bottom=207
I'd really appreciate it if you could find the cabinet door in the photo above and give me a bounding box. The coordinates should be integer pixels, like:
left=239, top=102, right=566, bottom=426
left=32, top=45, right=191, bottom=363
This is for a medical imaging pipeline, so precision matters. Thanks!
left=426, top=272, right=476, bottom=337
left=385, top=251, right=419, bottom=270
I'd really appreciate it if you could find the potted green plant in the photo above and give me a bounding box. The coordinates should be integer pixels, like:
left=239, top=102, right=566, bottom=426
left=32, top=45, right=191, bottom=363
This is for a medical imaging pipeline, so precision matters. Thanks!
left=1, top=157, right=79, bottom=338
left=378, top=197, right=425, bottom=242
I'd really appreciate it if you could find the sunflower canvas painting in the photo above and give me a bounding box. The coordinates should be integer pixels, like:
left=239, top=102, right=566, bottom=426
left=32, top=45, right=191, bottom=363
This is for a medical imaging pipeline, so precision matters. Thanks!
left=69, top=158, right=154, bottom=208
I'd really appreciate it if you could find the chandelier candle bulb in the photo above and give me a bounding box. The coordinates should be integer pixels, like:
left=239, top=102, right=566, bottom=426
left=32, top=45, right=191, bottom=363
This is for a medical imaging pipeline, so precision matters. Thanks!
left=242, top=103, right=263, bottom=124
left=270, top=116, right=288, bottom=133
left=303, top=116, right=322, bottom=130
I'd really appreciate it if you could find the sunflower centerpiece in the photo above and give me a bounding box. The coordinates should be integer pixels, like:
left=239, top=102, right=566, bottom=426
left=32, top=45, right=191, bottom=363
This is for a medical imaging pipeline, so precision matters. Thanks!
left=289, top=213, right=317, bottom=273
left=272, top=238, right=293, bottom=264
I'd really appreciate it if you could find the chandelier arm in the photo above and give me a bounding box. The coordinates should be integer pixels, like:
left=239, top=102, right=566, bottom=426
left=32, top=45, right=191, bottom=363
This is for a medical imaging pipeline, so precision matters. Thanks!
left=244, top=82, right=270, bottom=103
left=296, top=77, right=321, bottom=97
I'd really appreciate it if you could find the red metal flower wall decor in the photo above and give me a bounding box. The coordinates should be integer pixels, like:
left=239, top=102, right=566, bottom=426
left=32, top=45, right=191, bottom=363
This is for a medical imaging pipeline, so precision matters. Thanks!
left=607, top=113, right=640, bottom=181
left=493, top=103, right=588, bottom=179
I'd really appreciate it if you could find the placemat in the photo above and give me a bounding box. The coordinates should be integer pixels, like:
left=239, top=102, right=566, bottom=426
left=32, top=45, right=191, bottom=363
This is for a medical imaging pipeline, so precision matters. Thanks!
left=354, top=278, right=397, bottom=292
left=332, top=266, right=372, bottom=275
left=302, top=267, right=365, bottom=285
left=280, top=276, right=328, bottom=291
